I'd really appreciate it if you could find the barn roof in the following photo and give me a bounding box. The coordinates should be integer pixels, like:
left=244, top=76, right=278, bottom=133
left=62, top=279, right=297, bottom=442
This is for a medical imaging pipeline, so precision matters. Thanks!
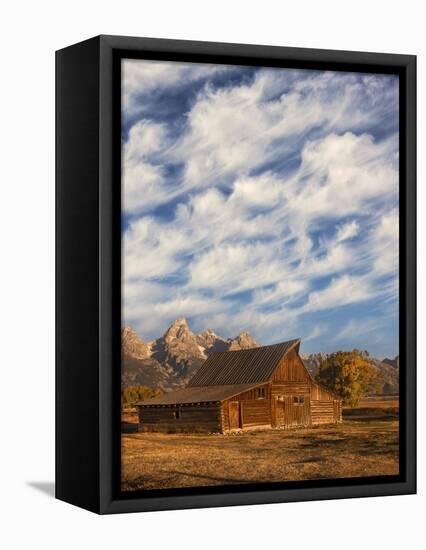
left=136, top=383, right=264, bottom=406
left=188, top=339, right=301, bottom=387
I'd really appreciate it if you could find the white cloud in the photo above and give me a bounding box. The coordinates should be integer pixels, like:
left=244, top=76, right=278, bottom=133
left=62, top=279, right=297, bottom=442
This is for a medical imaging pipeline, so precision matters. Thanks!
left=164, top=69, right=398, bottom=196
left=188, top=242, right=290, bottom=294
left=121, top=62, right=399, bottom=348
left=333, top=318, right=381, bottom=342
left=298, top=244, right=352, bottom=279
left=122, top=59, right=231, bottom=120
left=253, top=280, right=307, bottom=306
left=302, top=274, right=373, bottom=313
left=336, top=220, right=359, bottom=243
left=294, top=132, right=398, bottom=220
left=122, top=120, right=169, bottom=214
left=123, top=216, right=187, bottom=281
left=305, top=325, right=325, bottom=342
left=372, top=209, right=399, bottom=276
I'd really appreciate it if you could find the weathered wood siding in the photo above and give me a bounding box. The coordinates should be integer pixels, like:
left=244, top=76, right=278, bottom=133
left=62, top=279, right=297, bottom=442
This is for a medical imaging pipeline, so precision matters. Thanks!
left=271, top=381, right=310, bottom=396
left=137, top=347, right=343, bottom=433
left=272, top=395, right=311, bottom=428
left=271, top=354, right=341, bottom=426
left=221, top=384, right=271, bottom=430
left=271, top=350, right=312, bottom=428
left=335, top=399, right=342, bottom=423
left=311, top=382, right=336, bottom=401
left=138, top=403, right=221, bottom=433
left=311, top=400, right=342, bottom=424
left=272, top=349, right=311, bottom=382
left=221, top=400, right=230, bottom=431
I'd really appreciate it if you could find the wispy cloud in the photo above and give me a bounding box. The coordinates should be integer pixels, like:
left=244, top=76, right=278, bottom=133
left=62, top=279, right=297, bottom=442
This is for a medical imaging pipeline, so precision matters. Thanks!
left=121, top=60, right=399, bottom=357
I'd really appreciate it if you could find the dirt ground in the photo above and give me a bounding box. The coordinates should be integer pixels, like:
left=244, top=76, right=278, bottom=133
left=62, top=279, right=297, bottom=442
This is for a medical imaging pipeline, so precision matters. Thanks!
left=121, top=396, right=399, bottom=491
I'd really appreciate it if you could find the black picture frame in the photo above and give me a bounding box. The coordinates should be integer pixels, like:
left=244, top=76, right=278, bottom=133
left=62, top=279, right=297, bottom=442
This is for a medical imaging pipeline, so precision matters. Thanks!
left=56, top=35, right=416, bottom=514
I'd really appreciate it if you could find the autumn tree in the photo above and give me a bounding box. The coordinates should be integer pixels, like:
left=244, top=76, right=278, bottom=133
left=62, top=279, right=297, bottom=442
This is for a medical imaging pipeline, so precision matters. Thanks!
left=316, top=350, right=381, bottom=407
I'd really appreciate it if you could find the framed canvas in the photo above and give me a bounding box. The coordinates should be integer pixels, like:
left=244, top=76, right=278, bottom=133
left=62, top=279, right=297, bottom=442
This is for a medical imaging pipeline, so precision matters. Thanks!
left=56, top=35, right=416, bottom=514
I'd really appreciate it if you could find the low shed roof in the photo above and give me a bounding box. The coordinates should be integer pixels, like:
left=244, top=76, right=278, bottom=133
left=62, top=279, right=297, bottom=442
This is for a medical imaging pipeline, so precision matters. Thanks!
left=136, top=383, right=263, bottom=407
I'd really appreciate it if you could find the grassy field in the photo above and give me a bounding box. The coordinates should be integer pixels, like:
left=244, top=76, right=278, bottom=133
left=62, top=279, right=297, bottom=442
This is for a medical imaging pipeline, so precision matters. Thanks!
left=121, top=396, right=399, bottom=491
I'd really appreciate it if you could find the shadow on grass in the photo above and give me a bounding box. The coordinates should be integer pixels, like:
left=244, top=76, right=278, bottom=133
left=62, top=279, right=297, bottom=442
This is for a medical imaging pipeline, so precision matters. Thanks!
left=343, top=407, right=398, bottom=420
left=343, top=415, right=398, bottom=422
left=293, top=455, right=326, bottom=464
left=127, top=471, right=252, bottom=489
left=167, top=471, right=252, bottom=484
left=299, top=438, right=349, bottom=449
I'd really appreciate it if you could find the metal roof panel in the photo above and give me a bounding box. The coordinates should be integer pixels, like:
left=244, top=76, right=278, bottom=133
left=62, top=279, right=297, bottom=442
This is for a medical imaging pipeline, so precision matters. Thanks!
left=188, top=339, right=300, bottom=386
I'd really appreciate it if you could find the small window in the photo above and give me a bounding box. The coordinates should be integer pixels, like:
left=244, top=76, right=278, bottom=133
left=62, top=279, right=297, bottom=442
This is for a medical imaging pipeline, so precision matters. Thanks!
left=293, top=395, right=305, bottom=405
left=256, top=387, right=266, bottom=399
left=173, top=408, right=181, bottom=419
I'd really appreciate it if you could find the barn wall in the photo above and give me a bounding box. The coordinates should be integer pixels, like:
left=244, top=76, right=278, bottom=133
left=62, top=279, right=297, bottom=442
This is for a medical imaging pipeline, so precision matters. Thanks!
left=311, top=383, right=336, bottom=401
left=271, top=381, right=311, bottom=395
left=310, top=382, right=342, bottom=424
left=221, top=400, right=229, bottom=430
left=228, top=384, right=271, bottom=401
left=272, top=394, right=311, bottom=428
left=270, top=352, right=342, bottom=427
left=138, top=403, right=222, bottom=433
left=311, top=400, right=342, bottom=424
left=271, top=350, right=312, bottom=428
left=222, top=384, right=272, bottom=430
left=272, top=349, right=312, bottom=383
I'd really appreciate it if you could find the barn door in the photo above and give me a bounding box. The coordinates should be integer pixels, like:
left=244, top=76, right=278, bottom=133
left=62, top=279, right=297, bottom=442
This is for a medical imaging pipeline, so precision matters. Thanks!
left=275, top=398, right=285, bottom=427
left=286, top=395, right=310, bottom=427
left=229, top=401, right=241, bottom=429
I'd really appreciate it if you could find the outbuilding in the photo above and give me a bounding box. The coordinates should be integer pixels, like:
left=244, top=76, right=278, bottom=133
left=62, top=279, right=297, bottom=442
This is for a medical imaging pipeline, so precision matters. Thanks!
left=136, top=339, right=342, bottom=433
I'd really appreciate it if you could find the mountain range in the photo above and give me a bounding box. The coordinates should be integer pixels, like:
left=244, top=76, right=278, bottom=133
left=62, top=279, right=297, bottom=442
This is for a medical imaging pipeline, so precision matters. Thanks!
left=122, top=318, right=399, bottom=394
left=121, top=318, right=258, bottom=390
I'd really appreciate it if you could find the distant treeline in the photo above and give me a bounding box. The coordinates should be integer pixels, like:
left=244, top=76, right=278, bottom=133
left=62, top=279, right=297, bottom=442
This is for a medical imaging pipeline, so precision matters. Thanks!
left=121, top=385, right=162, bottom=408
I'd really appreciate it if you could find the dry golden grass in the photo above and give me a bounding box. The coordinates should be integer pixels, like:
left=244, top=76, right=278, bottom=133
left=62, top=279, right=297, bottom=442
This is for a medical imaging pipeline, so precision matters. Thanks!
left=343, top=395, right=399, bottom=420
left=354, top=395, right=399, bottom=407
left=121, top=397, right=399, bottom=491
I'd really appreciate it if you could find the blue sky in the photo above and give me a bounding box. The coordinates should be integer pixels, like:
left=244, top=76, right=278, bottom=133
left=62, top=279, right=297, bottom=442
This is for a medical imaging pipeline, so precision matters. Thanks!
left=122, top=59, right=399, bottom=358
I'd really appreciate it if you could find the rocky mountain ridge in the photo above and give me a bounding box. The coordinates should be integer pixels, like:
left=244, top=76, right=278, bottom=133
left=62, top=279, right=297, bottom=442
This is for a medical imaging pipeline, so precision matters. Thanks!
left=122, top=318, right=259, bottom=390
left=382, top=356, right=400, bottom=369
left=122, top=319, right=399, bottom=394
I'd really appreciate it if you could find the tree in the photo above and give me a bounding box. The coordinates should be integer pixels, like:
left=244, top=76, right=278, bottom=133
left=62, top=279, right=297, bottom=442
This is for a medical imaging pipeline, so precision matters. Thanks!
left=121, top=385, right=162, bottom=409
left=316, top=350, right=381, bottom=407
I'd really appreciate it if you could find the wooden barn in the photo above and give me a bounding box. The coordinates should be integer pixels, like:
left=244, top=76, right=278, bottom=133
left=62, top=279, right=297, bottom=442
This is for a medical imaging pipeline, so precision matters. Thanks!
left=136, top=339, right=342, bottom=433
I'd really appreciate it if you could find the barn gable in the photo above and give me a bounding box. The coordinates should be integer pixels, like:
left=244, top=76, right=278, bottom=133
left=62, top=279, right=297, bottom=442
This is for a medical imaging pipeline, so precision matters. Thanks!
left=187, top=339, right=301, bottom=387
left=271, top=347, right=312, bottom=383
